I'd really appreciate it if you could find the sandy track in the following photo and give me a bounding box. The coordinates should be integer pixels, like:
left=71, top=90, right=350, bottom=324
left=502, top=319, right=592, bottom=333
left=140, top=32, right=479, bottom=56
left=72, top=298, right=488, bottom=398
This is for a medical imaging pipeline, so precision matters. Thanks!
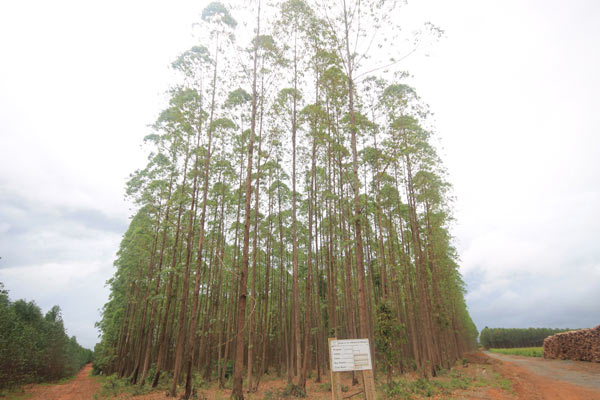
left=485, top=352, right=600, bottom=399
left=23, top=364, right=100, bottom=400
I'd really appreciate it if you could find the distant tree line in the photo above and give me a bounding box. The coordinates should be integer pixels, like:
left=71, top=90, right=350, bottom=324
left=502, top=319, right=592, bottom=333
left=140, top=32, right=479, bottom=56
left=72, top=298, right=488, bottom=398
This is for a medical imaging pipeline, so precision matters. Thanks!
left=0, top=282, right=93, bottom=390
left=479, top=327, right=573, bottom=349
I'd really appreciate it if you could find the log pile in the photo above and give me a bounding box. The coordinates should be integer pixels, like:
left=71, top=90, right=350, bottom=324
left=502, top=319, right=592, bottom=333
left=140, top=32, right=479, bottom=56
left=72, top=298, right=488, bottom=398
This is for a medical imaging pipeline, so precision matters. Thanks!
left=543, top=325, right=600, bottom=362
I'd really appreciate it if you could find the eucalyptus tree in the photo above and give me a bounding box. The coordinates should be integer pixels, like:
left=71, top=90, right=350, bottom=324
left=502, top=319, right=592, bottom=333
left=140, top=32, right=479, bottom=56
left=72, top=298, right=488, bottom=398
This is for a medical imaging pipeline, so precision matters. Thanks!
left=94, top=1, right=483, bottom=395
left=297, top=99, right=329, bottom=387
left=115, top=120, right=185, bottom=380
left=318, top=57, right=346, bottom=341
left=167, top=3, right=237, bottom=398
left=246, top=32, right=283, bottom=393
left=360, top=76, right=390, bottom=300
left=134, top=119, right=187, bottom=386
left=149, top=86, right=204, bottom=387
left=231, top=0, right=263, bottom=397
left=287, top=2, right=333, bottom=388
left=118, top=152, right=172, bottom=381
left=210, top=157, right=236, bottom=387
left=252, top=156, right=280, bottom=390
left=294, top=21, right=334, bottom=388
left=275, top=0, right=312, bottom=384
left=320, top=2, right=386, bottom=362
left=130, top=61, right=210, bottom=387
left=217, top=86, right=251, bottom=389
left=380, top=82, right=443, bottom=375
left=267, top=145, right=293, bottom=381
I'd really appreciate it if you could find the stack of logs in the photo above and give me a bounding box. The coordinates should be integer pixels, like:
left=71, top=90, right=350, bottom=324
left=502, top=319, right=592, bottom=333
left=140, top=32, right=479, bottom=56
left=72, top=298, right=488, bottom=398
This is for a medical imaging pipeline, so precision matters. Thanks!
left=543, top=325, right=600, bottom=362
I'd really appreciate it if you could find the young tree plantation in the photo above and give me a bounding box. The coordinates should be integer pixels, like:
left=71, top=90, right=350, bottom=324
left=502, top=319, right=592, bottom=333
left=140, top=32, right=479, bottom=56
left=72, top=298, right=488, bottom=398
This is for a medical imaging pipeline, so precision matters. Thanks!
left=480, top=327, right=573, bottom=349
left=0, top=283, right=92, bottom=391
left=94, top=1, right=478, bottom=398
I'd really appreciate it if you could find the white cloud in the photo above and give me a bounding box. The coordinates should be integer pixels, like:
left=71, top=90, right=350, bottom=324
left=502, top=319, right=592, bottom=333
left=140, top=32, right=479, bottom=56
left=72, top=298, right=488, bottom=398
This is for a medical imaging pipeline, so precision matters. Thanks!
left=402, top=0, right=600, bottom=332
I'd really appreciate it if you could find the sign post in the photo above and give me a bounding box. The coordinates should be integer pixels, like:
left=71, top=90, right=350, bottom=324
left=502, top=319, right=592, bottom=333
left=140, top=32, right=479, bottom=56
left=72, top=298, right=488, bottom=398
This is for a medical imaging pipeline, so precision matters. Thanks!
left=328, top=338, right=343, bottom=400
left=329, top=338, right=376, bottom=399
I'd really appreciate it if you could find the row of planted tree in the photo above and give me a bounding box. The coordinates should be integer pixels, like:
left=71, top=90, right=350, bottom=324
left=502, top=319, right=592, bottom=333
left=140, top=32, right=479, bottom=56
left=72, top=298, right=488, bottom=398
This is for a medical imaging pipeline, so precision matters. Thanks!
left=0, top=283, right=93, bottom=390
left=94, top=1, right=478, bottom=399
left=479, top=327, right=573, bottom=349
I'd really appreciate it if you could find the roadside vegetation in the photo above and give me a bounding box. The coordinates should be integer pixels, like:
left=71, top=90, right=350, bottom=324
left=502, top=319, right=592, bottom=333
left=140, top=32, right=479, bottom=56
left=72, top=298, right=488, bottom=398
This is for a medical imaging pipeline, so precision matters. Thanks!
left=0, top=282, right=92, bottom=394
left=381, top=367, right=511, bottom=399
left=489, top=347, right=544, bottom=358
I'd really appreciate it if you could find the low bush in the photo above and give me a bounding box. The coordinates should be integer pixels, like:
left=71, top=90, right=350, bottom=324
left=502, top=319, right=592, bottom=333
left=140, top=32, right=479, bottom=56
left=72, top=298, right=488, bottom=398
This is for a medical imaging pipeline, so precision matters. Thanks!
left=489, top=347, right=543, bottom=357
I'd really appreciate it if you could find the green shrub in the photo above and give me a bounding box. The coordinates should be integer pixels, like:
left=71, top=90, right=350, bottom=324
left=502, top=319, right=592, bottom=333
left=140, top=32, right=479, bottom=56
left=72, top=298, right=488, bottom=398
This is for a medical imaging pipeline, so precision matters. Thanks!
left=489, top=347, right=543, bottom=357
left=279, top=383, right=306, bottom=398
left=99, top=374, right=152, bottom=398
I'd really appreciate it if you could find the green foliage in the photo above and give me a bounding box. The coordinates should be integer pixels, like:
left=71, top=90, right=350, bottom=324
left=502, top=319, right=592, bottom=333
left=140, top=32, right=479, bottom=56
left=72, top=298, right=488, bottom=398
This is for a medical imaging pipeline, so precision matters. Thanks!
left=201, top=2, right=237, bottom=28
left=99, top=374, right=152, bottom=398
left=381, top=370, right=474, bottom=399
left=0, top=283, right=92, bottom=390
left=278, top=383, right=307, bottom=398
left=489, top=347, right=543, bottom=357
left=480, top=327, right=571, bottom=349
left=260, top=384, right=308, bottom=399
left=375, top=300, right=405, bottom=381
left=224, top=88, right=251, bottom=108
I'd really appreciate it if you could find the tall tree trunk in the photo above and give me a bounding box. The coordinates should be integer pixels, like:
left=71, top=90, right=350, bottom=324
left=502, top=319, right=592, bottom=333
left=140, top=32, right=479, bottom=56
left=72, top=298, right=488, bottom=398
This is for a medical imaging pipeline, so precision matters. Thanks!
left=254, top=165, right=273, bottom=391
left=180, top=38, right=220, bottom=399
left=290, top=28, right=303, bottom=384
left=152, top=139, right=192, bottom=387
left=247, top=70, right=265, bottom=392
left=231, top=2, right=260, bottom=398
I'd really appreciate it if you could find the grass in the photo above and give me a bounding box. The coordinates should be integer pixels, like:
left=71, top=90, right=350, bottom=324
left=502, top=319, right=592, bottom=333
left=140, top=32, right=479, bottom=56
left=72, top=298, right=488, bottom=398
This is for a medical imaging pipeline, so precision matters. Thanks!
left=378, top=358, right=515, bottom=399
left=381, top=370, right=473, bottom=399
left=380, top=369, right=481, bottom=399
left=489, top=347, right=543, bottom=357
left=89, top=374, right=155, bottom=399
left=0, top=388, right=31, bottom=400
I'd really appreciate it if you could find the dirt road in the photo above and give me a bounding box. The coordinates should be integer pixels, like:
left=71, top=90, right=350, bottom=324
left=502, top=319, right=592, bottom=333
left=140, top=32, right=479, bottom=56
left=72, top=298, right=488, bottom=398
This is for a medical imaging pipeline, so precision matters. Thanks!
left=22, top=363, right=100, bottom=400
left=14, top=355, right=600, bottom=399
left=485, top=351, right=600, bottom=399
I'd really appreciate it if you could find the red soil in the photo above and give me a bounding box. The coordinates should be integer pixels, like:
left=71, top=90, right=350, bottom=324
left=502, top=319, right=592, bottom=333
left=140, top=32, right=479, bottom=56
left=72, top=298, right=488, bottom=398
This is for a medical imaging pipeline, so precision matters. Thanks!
left=15, top=352, right=600, bottom=399
left=21, top=363, right=100, bottom=400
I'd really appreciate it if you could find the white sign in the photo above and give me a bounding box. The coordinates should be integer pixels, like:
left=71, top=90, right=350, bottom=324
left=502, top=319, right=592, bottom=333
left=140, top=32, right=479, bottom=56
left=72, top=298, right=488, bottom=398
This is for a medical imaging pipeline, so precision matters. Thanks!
left=329, top=339, right=373, bottom=372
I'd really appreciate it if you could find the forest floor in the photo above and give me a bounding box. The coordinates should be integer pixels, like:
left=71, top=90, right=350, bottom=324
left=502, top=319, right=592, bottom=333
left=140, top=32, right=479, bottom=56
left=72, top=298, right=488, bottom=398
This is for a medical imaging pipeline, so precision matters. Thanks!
left=5, top=353, right=600, bottom=399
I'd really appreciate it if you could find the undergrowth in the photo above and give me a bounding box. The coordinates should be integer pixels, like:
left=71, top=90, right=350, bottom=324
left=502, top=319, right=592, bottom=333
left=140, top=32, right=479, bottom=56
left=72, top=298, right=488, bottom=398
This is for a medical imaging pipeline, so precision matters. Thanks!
left=264, top=383, right=306, bottom=398
left=0, top=373, right=80, bottom=399
left=92, top=371, right=217, bottom=399
left=382, top=369, right=473, bottom=399
left=380, top=363, right=512, bottom=399
left=94, top=375, right=153, bottom=398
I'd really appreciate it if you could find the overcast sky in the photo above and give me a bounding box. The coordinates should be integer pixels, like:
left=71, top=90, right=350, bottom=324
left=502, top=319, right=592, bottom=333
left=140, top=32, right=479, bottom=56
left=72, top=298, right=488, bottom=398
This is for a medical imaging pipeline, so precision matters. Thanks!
left=1, top=0, right=598, bottom=349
